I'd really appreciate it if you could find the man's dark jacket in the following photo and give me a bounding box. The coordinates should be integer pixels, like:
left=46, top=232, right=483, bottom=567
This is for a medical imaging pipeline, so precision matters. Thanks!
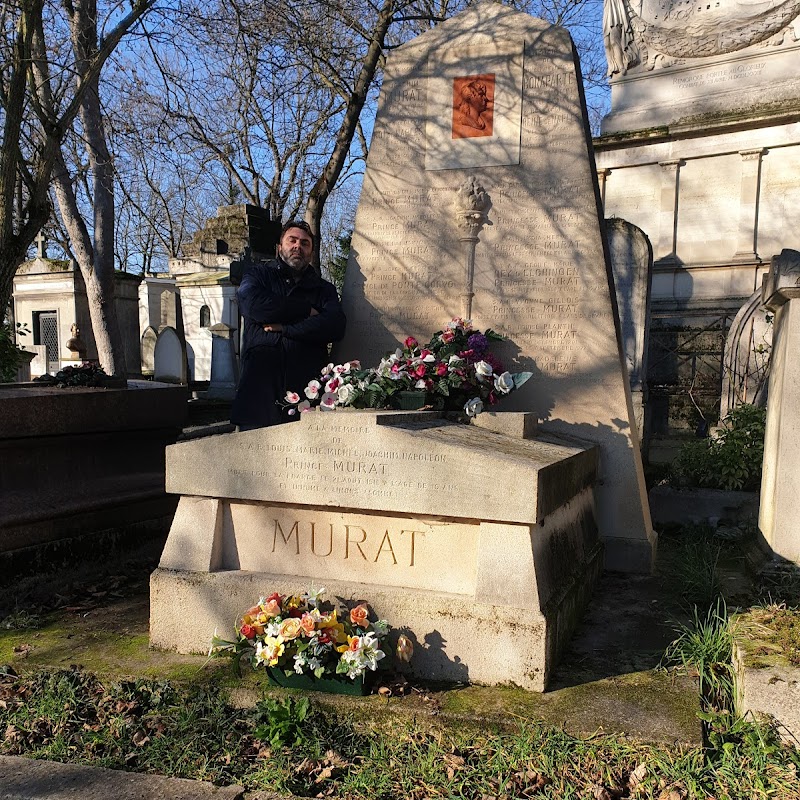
left=230, top=258, right=346, bottom=429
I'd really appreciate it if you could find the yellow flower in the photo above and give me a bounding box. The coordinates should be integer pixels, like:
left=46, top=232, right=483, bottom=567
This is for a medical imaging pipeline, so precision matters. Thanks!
left=258, top=636, right=285, bottom=666
left=319, top=609, right=338, bottom=628
left=319, top=610, right=347, bottom=643
left=286, top=595, right=304, bottom=610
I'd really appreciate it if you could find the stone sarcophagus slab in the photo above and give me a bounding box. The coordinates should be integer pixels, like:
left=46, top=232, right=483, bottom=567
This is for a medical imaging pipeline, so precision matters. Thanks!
left=150, top=411, right=601, bottom=691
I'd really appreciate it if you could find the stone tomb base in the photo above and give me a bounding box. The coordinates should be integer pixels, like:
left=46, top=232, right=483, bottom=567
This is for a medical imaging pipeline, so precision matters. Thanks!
left=150, top=411, right=602, bottom=690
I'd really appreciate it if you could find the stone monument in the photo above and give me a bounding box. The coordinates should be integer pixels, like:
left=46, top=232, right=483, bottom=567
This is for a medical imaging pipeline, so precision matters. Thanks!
left=153, top=327, right=188, bottom=385
left=601, top=0, right=800, bottom=133
left=150, top=4, right=626, bottom=690
left=335, top=1, right=655, bottom=571
left=13, top=249, right=141, bottom=378
left=151, top=411, right=602, bottom=690
left=758, top=248, right=800, bottom=565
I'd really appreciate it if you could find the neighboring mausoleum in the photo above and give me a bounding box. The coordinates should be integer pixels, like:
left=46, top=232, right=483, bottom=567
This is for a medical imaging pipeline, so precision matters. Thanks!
left=595, top=0, right=800, bottom=438
left=13, top=234, right=141, bottom=378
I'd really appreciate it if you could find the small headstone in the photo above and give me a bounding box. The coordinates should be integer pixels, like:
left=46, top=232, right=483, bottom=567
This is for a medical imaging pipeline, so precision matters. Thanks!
left=720, top=289, right=772, bottom=417
left=207, top=323, right=238, bottom=400
left=141, top=326, right=158, bottom=376
left=335, top=1, right=655, bottom=571
left=606, top=217, right=653, bottom=437
left=153, top=326, right=187, bottom=384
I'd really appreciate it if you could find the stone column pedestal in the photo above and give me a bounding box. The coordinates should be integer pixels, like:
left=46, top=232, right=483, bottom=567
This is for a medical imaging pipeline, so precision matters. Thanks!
left=759, top=249, right=800, bottom=564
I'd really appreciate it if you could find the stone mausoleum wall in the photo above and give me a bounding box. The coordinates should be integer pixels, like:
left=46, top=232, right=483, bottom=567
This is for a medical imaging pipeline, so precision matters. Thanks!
left=595, top=0, right=800, bottom=439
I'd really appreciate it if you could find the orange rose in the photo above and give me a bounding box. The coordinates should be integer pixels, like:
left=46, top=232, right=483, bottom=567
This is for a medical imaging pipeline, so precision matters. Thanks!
left=350, top=604, right=369, bottom=627
left=278, top=618, right=302, bottom=640
left=263, top=599, right=281, bottom=618
left=300, top=613, right=316, bottom=636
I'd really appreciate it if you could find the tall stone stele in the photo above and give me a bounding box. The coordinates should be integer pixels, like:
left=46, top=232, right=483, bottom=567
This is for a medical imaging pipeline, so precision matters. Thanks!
left=759, top=248, right=800, bottom=565
left=335, top=0, right=655, bottom=571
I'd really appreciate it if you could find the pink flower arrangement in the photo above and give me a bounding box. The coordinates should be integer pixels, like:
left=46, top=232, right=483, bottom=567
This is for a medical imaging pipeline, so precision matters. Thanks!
left=281, top=319, right=531, bottom=418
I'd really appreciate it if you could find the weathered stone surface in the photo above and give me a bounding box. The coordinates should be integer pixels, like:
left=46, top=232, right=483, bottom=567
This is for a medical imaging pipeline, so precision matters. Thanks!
left=720, top=290, right=772, bottom=417
left=760, top=249, right=800, bottom=564
left=153, top=326, right=188, bottom=384
left=0, top=382, right=187, bottom=567
left=648, top=486, right=759, bottom=527
left=734, top=642, right=800, bottom=744
left=601, top=0, right=800, bottom=132
left=0, top=755, right=244, bottom=799
left=151, top=485, right=602, bottom=691
left=153, top=410, right=602, bottom=690
left=606, top=217, right=653, bottom=436
left=166, top=411, right=596, bottom=525
left=333, top=2, right=654, bottom=571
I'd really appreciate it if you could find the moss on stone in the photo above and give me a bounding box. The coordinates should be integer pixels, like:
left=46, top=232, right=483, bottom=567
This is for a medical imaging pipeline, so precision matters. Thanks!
left=0, top=618, right=219, bottom=685
left=735, top=608, right=800, bottom=669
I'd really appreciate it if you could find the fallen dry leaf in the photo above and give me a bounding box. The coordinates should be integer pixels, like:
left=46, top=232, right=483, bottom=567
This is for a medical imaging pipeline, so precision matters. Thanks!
left=629, top=763, right=647, bottom=789
left=591, top=785, right=613, bottom=800
left=131, top=730, right=150, bottom=747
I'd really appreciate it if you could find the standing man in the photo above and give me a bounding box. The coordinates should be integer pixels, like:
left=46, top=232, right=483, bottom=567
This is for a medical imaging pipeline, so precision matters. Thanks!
left=231, top=220, right=346, bottom=430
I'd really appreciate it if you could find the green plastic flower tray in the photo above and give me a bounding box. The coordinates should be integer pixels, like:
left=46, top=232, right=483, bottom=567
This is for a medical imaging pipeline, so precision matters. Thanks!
left=265, top=666, right=369, bottom=695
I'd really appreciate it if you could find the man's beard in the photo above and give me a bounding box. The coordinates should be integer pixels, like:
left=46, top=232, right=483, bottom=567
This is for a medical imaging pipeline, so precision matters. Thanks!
left=279, top=247, right=309, bottom=270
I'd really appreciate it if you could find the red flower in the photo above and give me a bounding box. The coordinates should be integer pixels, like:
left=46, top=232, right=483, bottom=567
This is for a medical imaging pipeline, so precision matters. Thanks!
left=318, top=631, right=332, bottom=644
left=288, top=608, right=303, bottom=618
left=414, top=364, right=426, bottom=378
left=404, top=336, right=418, bottom=348
left=435, top=363, right=447, bottom=377
left=424, top=379, right=434, bottom=390
left=266, top=592, right=283, bottom=605
left=240, top=624, right=256, bottom=639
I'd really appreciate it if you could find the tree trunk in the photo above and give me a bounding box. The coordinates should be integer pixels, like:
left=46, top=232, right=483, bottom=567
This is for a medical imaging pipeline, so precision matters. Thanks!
left=49, top=0, right=127, bottom=376
left=305, top=0, right=397, bottom=268
left=0, top=0, right=153, bottom=348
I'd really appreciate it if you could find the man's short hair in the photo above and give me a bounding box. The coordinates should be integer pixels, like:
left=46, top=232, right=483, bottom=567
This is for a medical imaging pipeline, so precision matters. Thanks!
left=280, top=219, right=314, bottom=244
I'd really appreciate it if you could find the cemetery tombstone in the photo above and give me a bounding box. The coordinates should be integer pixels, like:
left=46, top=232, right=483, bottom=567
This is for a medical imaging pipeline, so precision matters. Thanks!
left=150, top=4, right=621, bottom=690
left=719, top=290, right=772, bottom=418
left=141, top=326, right=158, bottom=376
left=335, top=0, right=655, bottom=571
left=606, top=217, right=653, bottom=439
left=153, top=326, right=188, bottom=385
left=207, top=323, right=238, bottom=400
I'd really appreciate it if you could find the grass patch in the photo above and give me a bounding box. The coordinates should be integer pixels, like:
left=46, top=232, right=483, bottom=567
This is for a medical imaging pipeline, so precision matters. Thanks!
left=1, top=667, right=798, bottom=798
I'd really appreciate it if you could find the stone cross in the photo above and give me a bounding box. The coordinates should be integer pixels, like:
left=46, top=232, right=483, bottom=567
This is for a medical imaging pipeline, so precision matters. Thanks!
left=35, top=230, right=47, bottom=259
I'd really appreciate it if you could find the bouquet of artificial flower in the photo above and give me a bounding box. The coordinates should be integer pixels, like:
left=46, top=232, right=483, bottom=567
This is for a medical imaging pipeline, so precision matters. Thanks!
left=209, top=587, right=389, bottom=681
left=282, top=318, right=531, bottom=418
